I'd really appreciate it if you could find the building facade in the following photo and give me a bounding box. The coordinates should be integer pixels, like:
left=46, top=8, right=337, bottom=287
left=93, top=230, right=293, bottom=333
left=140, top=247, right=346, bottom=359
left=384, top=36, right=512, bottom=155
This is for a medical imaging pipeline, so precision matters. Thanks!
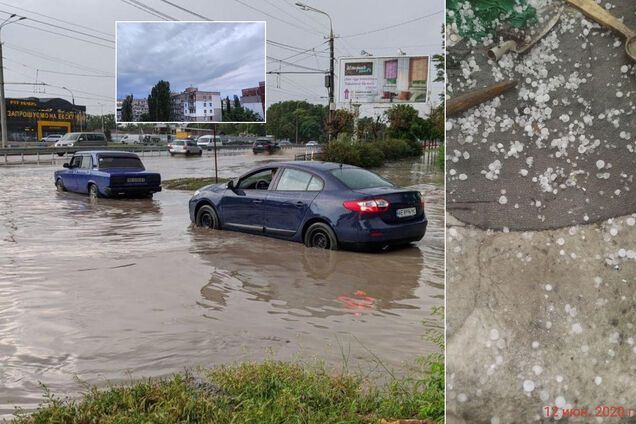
left=170, top=87, right=221, bottom=122
left=116, top=98, right=148, bottom=122
left=5, top=97, right=86, bottom=141
left=240, top=81, right=265, bottom=119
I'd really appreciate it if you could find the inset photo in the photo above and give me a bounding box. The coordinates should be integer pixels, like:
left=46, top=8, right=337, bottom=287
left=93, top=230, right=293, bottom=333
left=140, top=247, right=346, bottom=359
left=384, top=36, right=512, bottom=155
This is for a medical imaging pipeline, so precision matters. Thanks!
left=116, top=21, right=265, bottom=123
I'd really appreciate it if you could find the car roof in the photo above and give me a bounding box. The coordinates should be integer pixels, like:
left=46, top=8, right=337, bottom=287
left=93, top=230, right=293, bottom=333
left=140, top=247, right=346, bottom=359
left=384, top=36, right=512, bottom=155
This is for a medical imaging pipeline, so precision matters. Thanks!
left=76, top=150, right=140, bottom=157
left=258, top=161, right=357, bottom=172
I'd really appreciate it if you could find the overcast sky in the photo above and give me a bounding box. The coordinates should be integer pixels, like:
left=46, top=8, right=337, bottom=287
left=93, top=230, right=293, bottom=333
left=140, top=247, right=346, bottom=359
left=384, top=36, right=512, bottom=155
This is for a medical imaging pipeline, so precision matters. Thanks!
left=116, top=21, right=265, bottom=100
left=2, top=0, right=443, bottom=117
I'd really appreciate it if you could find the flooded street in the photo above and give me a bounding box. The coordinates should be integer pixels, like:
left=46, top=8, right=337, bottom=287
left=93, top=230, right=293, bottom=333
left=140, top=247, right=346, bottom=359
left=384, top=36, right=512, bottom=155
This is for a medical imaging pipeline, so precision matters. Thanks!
left=0, top=150, right=443, bottom=417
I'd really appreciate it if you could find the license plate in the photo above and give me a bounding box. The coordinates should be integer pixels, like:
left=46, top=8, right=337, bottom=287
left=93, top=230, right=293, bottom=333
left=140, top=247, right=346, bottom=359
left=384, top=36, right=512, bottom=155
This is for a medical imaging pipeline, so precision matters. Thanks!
left=127, top=177, right=145, bottom=183
left=396, top=207, right=416, bottom=218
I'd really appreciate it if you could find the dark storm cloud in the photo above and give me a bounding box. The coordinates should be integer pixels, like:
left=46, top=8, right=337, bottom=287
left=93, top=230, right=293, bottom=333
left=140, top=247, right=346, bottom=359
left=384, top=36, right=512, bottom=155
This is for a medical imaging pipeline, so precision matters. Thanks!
left=116, top=21, right=265, bottom=99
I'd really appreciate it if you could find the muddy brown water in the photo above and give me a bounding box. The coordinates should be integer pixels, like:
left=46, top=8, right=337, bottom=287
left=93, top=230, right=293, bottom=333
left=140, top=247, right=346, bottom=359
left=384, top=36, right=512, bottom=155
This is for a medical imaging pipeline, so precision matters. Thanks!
left=0, top=150, right=443, bottom=418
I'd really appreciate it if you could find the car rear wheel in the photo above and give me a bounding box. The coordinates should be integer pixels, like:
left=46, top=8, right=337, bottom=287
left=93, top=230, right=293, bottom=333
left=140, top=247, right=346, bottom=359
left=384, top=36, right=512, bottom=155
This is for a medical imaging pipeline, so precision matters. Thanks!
left=88, top=184, right=100, bottom=199
left=197, top=151, right=203, bottom=156
left=304, top=222, right=338, bottom=250
left=196, top=205, right=220, bottom=229
left=55, top=178, right=66, bottom=192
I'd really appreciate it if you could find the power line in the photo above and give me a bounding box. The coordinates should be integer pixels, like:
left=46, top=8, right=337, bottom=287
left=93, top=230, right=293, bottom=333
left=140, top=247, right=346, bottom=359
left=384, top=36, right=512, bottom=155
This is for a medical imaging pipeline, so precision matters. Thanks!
left=341, top=11, right=443, bottom=38
left=5, top=43, right=114, bottom=76
left=262, top=0, right=322, bottom=33
left=127, top=0, right=176, bottom=20
left=118, top=0, right=172, bottom=20
left=4, top=87, right=112, bottom=102
left=156, top=0, right=211, bottom=20
left=233, top=0, right=322, bottom=35
left=0, top=9, right=114, bottom=44
left=14, top=22, right=114, bottom=49
left=0, top=0, right=113, bottom=37
left=267, top=56, right=326, bottom=72
left=4, top=57, right=115, bottom=78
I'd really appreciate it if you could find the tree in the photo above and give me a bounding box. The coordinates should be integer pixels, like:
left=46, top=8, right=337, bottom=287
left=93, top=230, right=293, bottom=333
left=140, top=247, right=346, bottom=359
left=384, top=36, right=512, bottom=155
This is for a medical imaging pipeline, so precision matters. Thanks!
left=233, top=95, right=241, bottom=108
left=121, top=95, right=133, bottom=122
left=225, top=96, right=231, bottom=112
left=265, top=101, right=326, bottom=142
left=223, top=105, right=262, bottom=122
left=385, top=104, right=421, bottom=140
left=147, top=80, right=172, bottom=121
left=327, top=109, right=355, bottom=140
left=357, top=116, right=386, bottom=142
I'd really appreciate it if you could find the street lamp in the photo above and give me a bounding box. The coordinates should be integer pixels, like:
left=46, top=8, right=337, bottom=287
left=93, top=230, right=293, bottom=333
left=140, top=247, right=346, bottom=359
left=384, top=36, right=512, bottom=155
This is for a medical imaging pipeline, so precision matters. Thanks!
left=60, top=85, right=83, bottom=131
left=295, top=2, right=335, bottom=141
left=0, top=14, right=26, bottom=148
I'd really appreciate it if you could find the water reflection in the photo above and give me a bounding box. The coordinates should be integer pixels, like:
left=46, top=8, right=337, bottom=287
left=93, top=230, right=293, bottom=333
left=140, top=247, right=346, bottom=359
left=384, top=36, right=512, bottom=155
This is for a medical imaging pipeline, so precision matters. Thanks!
left=190, top=228, right=433, bottom=321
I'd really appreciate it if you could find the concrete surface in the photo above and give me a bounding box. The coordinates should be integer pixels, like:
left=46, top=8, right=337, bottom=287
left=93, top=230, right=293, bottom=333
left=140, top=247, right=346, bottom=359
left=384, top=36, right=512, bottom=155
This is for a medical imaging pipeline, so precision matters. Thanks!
left=446, top=213, right=636, bottom=423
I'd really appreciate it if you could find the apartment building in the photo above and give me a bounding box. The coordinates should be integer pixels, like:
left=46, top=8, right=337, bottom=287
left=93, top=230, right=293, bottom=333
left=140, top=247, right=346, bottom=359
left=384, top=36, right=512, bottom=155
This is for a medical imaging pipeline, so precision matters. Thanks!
left=170, top=87, right=222, bottom=122
left=239, top=81, right=265, bottom=119
left=116, top=98, right=149, bottom=121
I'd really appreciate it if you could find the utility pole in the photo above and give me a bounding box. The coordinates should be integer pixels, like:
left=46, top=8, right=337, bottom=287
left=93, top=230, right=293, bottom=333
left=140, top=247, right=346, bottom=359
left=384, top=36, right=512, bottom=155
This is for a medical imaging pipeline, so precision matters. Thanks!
left=295, top=3, right=334, bottom=142
left=213, top=124, right=218, bottom=183
left=327, top=27, right=334, bottom=142
left=0, top=14, right=26, bottom=148
left=295, top=100, right=299, bottom=144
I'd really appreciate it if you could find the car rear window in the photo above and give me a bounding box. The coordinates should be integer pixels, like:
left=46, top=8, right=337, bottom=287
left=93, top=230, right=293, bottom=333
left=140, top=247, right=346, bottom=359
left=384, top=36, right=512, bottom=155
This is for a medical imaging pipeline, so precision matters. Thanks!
left=330, top=168, right=393, bottom=190
left=97, top=155, right=144, bottom=169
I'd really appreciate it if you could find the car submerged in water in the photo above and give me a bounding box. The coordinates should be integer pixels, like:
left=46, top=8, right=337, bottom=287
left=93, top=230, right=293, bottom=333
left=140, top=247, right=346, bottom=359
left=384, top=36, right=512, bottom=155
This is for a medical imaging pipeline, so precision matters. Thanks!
left=189, top=161, right=427, bottom=251
left=54, top=151, right=162, bottom=198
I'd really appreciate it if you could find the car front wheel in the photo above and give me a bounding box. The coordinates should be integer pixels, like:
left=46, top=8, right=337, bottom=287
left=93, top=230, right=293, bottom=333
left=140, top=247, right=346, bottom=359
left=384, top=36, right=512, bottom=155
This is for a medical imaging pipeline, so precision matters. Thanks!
left=55, top=178, right=66, bottom=192
left=88, top=184, right=100, bottom=199
left=196, top=205, right=220, bottom=229
left=304, top=222, right=338, bottom=250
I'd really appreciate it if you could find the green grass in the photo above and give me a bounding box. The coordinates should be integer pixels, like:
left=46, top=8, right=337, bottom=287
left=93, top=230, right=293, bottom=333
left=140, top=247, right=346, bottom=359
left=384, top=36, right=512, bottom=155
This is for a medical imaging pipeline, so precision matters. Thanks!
left=11, top=358, right=444, bottom=424
left=162, top=177, right=229, bottom=191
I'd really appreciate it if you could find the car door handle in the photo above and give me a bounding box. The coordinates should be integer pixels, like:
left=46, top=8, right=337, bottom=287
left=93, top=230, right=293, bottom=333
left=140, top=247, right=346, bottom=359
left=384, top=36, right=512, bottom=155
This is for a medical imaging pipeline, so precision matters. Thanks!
left=253, top=199, right=263, bottom=204
left=294, top=201, right=305, bottom=208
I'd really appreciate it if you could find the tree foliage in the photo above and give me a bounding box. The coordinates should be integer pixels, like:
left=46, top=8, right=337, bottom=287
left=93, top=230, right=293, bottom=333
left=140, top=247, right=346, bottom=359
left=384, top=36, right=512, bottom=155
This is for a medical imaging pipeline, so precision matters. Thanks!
left=86, top=114, right=115, bottom=132
left=121, top=95, right=133, bottom=122
left=223, top=106, right=262, bottom=122
left=265, top=101, right=326, bottom=142
left=147, top=80, right=172, bottom=121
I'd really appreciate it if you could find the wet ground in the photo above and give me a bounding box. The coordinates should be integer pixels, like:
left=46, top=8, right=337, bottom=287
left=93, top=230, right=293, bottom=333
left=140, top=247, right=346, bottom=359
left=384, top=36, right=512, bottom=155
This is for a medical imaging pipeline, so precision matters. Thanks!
left=446, top=214, right=636, bottom=423
left=0, top=149, right=443, bottom=418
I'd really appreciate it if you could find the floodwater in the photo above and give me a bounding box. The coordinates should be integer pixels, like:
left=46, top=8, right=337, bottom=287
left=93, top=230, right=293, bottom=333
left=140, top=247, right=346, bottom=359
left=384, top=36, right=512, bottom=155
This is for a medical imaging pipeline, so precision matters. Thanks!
left=0, top=149, right=443, bottom=417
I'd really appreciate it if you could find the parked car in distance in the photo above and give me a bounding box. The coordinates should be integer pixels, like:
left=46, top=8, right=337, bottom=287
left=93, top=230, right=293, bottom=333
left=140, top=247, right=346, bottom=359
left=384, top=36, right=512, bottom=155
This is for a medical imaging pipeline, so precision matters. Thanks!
left=306, top=140, right=319, bottom=147
left=252, top=138, right=280, bottom=154
left=169, top=139, right=202, bottom=156
left=189, top=161, right=427, bottom=251
left=278, top=140, right=292, bottom=146
left=197, top=135, right=223, bottom=150
left=41, top=134, right=63, bottom=143
left=54, top=132, right=108, bottom=156
left=54, top=151, right=161, bottom=198
left=120, top=134, right=142, bottom=144
left=142, top=135, right=161, bottom=145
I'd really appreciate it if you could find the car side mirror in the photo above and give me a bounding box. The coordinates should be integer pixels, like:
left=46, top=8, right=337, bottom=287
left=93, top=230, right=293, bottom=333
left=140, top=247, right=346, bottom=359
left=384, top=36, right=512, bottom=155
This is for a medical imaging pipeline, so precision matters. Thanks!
left=63, top=163, right=70, bottom=168
left=226, top=180, right=235, bottom=190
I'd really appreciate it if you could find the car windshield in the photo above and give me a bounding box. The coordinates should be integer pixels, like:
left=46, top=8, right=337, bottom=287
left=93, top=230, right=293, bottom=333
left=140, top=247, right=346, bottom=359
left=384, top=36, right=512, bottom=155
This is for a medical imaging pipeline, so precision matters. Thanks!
left=175, top=140, right=185, bottom=145
left=330, top=168, right=394, bottom=190
left=59, top=133, right=79, bottom=141
left=97, top=155, right=144, bottom=169
left=186, top=140, right=197, bottom=146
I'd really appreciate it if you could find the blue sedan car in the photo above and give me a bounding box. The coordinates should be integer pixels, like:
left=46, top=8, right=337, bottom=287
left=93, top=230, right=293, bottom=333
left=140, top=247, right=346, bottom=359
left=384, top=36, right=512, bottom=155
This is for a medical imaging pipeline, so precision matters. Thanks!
left=189, top=161, right=427, bottom=250
left=54, top=151, right=161, bottom=198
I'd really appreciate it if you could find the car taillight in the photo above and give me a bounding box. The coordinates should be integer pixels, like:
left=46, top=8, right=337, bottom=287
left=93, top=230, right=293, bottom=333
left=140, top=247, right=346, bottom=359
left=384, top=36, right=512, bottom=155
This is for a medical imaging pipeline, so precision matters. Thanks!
left=343, top=198, right=390, bottom=214
left=420, top=192, right=426, bottom=209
